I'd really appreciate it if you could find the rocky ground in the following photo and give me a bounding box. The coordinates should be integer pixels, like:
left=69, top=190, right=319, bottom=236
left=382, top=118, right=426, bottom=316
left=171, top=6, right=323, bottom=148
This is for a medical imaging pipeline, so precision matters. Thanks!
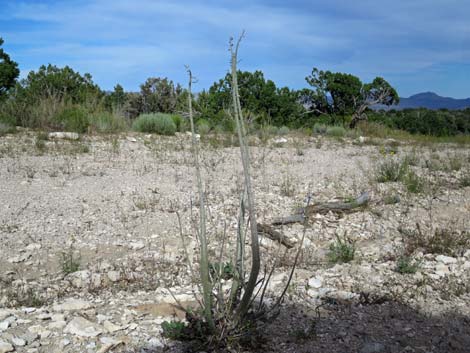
left=0, top=130, right=469, bottom=353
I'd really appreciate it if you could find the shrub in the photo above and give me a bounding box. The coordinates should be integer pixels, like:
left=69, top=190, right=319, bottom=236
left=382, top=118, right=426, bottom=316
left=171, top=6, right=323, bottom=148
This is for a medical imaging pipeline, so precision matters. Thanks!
left=401, top=225, right=470, bottom=257
left=0, top=121, right=15, bottom=136
left=278, top=126, right=290, bottom=135
left=404, top=170, right=425, bottom=194
left=383, top=193, right=400, bottom=205
left=171, top=114, right=184, bottom=132
left=375, top=158, right=409, bottom=182
left=161, top=321, right=187, bottom=340
left=313, top=123, right=327, bottom=135
left=53, top=106, right=89, bottom=133
left=327, top=235, right=355, bottom=263
left=459, top=170, right=470, bottom=187
left=326, top=125, right=346, bottom=137
left=197, top=118, right=211, bottom=135
left=132, top=113, right=176, bottom=135
left=395, top=256, right=421, bottom=274
left=448, top=155, right=463, bottom=171
left=91, top=111, right=127, bottom=133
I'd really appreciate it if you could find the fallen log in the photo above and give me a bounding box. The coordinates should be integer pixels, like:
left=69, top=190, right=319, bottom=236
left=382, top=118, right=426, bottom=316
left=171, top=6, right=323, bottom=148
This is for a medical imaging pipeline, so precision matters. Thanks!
left=257, top=223, right=295, bottom=249
left=272, top=192, right=370, bottom=226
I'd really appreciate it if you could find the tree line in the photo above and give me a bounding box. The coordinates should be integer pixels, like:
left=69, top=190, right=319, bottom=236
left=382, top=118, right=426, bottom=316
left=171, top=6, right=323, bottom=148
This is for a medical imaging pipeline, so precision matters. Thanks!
left=1, top=37, right=468, bottom=136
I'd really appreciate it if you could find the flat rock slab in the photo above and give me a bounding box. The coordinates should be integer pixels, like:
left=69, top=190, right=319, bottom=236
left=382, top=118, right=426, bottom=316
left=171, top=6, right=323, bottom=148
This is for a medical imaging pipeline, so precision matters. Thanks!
left=53, top=299, right=92, bottom=312
left=0, top=341, right=14, bottom=353
left=64, top=317, right=103, bottom=337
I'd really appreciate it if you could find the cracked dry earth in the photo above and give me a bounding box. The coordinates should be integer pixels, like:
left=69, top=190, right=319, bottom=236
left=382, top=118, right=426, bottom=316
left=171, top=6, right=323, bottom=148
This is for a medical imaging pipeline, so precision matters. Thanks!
left=0, top=131, right=469, bottom=353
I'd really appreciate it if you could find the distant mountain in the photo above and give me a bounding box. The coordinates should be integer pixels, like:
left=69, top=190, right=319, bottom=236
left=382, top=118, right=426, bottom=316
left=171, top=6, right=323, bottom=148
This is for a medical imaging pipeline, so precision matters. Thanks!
left=375, top=92, right=470, bottom=110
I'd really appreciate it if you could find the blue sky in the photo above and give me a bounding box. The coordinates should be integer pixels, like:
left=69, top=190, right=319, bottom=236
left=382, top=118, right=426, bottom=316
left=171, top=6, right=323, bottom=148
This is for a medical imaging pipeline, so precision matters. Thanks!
left=1, top=0, right=469, bottom=98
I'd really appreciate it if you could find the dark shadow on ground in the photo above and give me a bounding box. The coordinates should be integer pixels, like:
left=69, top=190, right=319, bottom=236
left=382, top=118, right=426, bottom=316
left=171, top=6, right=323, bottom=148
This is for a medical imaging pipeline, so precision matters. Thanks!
left=124, top=299, right=470, bottom=353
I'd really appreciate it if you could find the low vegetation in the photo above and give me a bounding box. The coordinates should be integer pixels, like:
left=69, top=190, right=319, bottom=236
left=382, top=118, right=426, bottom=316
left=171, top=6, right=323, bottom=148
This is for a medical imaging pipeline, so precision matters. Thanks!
left=327, top=235, right=356, bottom=264
left=132, top=113, right=177, bottom=135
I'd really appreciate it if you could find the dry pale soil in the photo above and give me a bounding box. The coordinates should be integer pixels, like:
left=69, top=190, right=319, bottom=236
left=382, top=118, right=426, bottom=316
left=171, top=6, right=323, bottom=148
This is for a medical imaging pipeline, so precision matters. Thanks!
left=0, top=130, right=469, bottom=353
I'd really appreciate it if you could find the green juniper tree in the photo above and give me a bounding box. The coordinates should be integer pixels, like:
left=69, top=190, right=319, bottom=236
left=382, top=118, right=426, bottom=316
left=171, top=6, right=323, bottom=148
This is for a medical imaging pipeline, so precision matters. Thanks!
left=0, top=37, right=20, bottom=100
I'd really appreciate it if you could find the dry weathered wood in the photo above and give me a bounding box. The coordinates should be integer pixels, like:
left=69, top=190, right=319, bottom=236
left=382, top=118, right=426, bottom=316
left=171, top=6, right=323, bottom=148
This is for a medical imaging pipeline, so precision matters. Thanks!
left=257, top=223, right=295, bottom=249
left=272, top=192, right=370, bottom=226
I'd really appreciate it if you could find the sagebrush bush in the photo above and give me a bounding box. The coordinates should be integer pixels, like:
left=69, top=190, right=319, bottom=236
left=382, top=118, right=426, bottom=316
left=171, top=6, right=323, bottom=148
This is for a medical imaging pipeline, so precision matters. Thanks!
left=313, top=123, right=327, bottom=135
left=132, top=113, right=176, bottom=135
left=375, top=158, right=409, bottom=182
left=278, top=126, right=290, bottom=135
left=53, top=106, right=89, bottom=133
left=197, top=118, right=210, bottom=135
left=326, top=125, right=346, bottom=137
left=91, top=111, right=128, bottom=133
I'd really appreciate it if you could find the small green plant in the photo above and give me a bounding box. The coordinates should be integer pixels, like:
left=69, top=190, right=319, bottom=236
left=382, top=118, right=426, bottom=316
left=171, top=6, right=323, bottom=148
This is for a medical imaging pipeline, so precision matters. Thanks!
left=280, top=173, right=295, bottom=197
left=395, top=256, right=421, bottom=274
left=327, top=234, right=355, bottom=263
left=132, top=113, right=177, bottom=135
left=404, top=170, right=425, bottom=194
left=34, top=137, right=47, bottom=154
left=375, top=158, right=409, bottom=183
left=209, top=262, right=235, bottom=281
left=326, top=125, right=346, bottom=138
left=383, top=193, right=400, bottom=204
left=61, top=241, right=81, bottom=275
left=161, top=320, right=188, bottom=340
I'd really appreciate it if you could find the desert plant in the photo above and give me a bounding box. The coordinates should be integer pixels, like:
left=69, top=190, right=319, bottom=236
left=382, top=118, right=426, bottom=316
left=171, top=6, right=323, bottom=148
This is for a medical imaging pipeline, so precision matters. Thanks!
left=161, top=321, right=187, bottom=340
left=326, top=125, right=346, bottom=137
left=375, top=158, right=409, bottom=182
left=401, top=224, right=470, bottom=257
left=0, top=114, right=15, bottom=135
left=171, top=114, right=184, bottom=132
left=132, top=113, right=176, bottom=135
left=54, top=106, right=89, bottom=133
left=383, top=193, right=400, bottom=205
left=163, top=35, right=308, bottom=351
left=459, top=170, right=470, bottom=187
left=197, top=118, right=210, bottom=135
left=61, top=238, right=81, bottom=275
left=278, top=126, right=290, bottom=135
left=327, top=234, right=355, bottom=263
left=404, top=170, right=425, bottom=194
left=313, top=123, right=327, bottom=135
left=395, top=256, right=421, bottom=274
left=90, top=111, right=127, bottom=133
left=448, top=154, right=463, bottom=171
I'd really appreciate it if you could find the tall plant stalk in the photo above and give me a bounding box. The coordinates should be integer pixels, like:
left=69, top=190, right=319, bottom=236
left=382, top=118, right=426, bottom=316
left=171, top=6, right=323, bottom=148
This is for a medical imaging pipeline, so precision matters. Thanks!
left=186, top=66, right=214, bottom=330
left=230, top=33, right=261, bottom=321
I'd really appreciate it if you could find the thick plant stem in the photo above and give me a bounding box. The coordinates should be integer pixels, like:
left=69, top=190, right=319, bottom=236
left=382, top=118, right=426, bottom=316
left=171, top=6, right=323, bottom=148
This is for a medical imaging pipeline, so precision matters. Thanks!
left=186, top=67, right=214, bottom=331
left=230, top=33, right=261, bottom=321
